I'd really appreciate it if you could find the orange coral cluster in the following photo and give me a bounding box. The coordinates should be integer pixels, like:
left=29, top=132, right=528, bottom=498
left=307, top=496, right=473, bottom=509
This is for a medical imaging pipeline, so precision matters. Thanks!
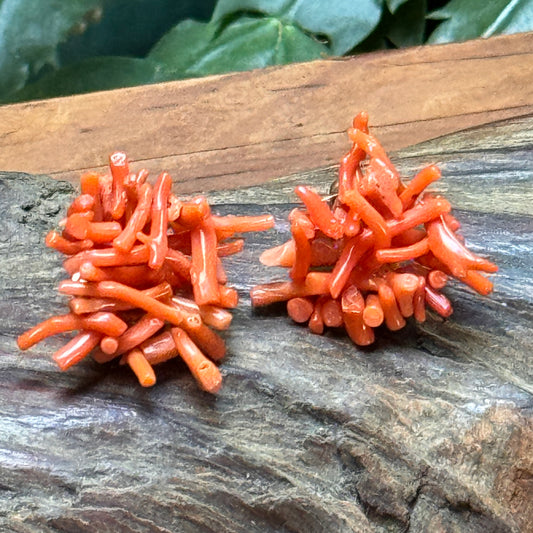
left=18, top=152, right=273, bottom=391
left=250, top=112, right=498, bottom=345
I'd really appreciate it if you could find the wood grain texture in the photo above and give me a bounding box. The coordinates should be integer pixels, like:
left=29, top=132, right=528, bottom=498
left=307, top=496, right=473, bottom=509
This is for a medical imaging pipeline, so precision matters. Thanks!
left=0, top=116, right=531, bottom=533
left=0, top=32, right=532, bottom=193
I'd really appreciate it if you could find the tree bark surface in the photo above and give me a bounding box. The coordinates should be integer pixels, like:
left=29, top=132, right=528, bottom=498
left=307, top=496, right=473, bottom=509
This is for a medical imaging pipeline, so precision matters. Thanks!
left=0, top=115, right=531, bottom=533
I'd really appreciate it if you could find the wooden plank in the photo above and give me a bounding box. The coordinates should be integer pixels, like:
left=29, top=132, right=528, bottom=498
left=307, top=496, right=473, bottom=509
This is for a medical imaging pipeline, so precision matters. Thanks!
left=0, top=32, right=532, bottom=192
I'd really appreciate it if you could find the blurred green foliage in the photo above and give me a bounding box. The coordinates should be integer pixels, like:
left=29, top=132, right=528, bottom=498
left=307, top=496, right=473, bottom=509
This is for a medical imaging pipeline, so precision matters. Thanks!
left=1, top=0, right=531, bottom=104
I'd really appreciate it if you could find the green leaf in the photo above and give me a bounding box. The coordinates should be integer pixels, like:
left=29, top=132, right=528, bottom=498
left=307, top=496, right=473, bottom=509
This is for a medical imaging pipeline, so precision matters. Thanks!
left=0, top=0, right=103, bottom=97
left=148, top=19, right=217, bottom=77
left=186, top=16, right=328, bottom=76
left=59, top=0, right=217, bottom=65
left=386, top=0, right=411, bottom=13
left=428, top=0, right=533, bottom=43
left=212, top=0, right=289, bottom=20
left=274, top=21, right=330, bottom=63
left=387, top=0, right=426, bottom=47
left=152, top=15, right=328, bottom=80
left=352, top=0, right=426, bottom=53
left=212, top=0, right=384, bottom=55
left=5, top=57, right=162, bottom=103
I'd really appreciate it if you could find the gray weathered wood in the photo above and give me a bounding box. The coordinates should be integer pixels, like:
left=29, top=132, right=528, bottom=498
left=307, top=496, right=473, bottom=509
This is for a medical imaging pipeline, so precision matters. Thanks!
left=0, top=116, right=532, bottom=533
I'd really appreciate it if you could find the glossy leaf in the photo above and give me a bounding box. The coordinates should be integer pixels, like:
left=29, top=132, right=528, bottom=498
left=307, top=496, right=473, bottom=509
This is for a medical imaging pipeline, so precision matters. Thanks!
left=5, top=57, right=162, bottom=103
left=212, top=0, right=384, bottom=55
left=154, top=16, right=328, bottom=80
left=387, top=0, right=426, bottom=48
left=428, top=0, right=533, bottom=43
left=0, top=0, right=103, bottom=97
left=352, top=0, right=426, bottom=53
left=386, top=0, right=411, bottom=13
left=59, top=0, right=216, bottom=65
left=149, top=19, right=217, bottom=77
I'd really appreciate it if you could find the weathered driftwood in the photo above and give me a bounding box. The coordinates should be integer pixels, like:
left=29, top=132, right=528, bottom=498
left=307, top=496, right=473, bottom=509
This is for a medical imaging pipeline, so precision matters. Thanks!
left=0, top=116, right=532, bottom=533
